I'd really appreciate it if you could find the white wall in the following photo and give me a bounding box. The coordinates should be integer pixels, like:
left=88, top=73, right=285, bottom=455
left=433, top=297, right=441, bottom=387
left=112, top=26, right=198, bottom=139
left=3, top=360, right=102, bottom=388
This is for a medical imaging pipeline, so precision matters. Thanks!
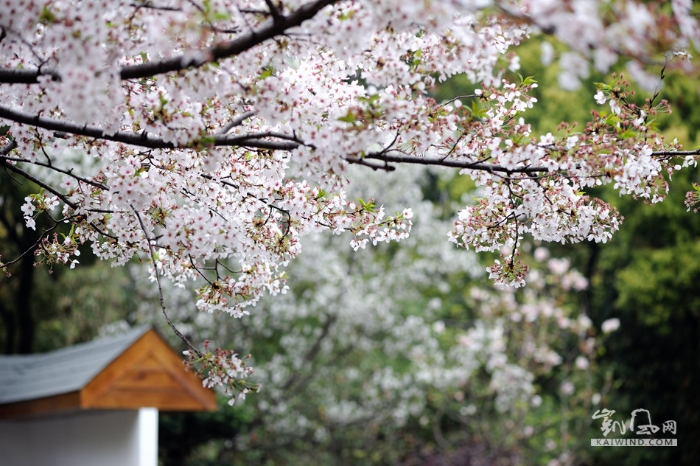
left=0, top=408, right=158, bottom=466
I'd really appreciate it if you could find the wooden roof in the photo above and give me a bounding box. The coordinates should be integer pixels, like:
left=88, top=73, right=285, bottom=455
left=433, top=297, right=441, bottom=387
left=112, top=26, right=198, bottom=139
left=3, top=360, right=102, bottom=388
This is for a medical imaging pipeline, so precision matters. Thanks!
left=0, top=327, right=217, bottom=419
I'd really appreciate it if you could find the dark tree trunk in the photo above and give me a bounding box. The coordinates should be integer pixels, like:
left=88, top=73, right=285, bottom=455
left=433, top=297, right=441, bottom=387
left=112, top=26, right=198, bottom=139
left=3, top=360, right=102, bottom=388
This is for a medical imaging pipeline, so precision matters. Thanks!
left=16, top=247, right=35, bottom=354
left=0, top=300, right=16, bottom=354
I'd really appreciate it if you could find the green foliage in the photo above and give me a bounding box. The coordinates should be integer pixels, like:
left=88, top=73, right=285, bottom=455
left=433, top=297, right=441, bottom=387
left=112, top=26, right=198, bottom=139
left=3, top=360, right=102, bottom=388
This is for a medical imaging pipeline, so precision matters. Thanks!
left=615, top=240, right=700, bottom=332
left=32, top=263, right=138, bottom=351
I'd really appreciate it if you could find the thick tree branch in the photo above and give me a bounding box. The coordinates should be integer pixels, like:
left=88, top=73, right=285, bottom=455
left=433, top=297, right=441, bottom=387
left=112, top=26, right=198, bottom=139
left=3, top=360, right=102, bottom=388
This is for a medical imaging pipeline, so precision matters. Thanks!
left=343, top=155, right=396, bottom=171
left=0, top=104, right=301, bottom=151
left=264, top=0, right=285, bottom=25
left=358, top=146, right=700, bottom=175
left=1, top=139, right=18, bottom=155
left=216, top=131, right=303, bottom=150
left=0, top=0, right=337, bottom=85
left=0, top=68, right=61, bottom=84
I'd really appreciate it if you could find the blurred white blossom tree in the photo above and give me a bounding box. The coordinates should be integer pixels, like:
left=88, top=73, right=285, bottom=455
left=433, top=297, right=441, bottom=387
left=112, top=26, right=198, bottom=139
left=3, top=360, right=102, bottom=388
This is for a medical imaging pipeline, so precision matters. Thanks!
left=134, top=166, right=615, bottom=464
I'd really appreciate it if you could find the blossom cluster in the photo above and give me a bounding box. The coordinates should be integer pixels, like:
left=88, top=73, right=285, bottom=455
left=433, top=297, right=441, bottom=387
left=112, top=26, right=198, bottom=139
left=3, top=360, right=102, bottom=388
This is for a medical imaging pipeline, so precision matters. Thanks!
left=184, top=342, right=258, bottom=405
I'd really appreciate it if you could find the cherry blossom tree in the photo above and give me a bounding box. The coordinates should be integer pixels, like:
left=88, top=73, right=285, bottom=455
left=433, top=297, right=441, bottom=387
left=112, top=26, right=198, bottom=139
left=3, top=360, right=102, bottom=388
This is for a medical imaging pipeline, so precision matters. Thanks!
left=1, top=0, right=699, bottom=398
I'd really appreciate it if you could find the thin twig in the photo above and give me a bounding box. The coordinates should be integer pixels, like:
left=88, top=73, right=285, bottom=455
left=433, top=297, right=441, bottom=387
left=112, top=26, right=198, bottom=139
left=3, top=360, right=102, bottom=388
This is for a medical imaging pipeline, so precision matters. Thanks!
left=0, top=158, right=78, bottom=209
left=0, top=155, right=110, bottom=190
left=131, top=205, right=203, bottom=358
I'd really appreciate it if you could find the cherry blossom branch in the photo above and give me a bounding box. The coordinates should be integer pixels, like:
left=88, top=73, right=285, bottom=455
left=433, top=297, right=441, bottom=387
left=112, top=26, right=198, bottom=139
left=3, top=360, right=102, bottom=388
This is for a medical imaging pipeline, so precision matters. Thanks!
left=200, top=173, right=294, bottom=241
left=131, top=204, right=203, bottom=358
left=0, top=158, right=122, bottom=245
left=215, top=111, right=257, bottom=135
left=0, top=0, right=338, bottom=85
left=363, top=151, right=548, bottom=174
left=0, top=155, right=109, bottom=191
left=0, top=157, right=78, bottom=210
left=4, top=111, right=691, bottom=182
left=0, top=104, right=301, bottom=150
left=651, top=148, right=700, bottom=157
left=188, top=255, right=217, bottom=287
left=0, top=217, right=62, bottom=269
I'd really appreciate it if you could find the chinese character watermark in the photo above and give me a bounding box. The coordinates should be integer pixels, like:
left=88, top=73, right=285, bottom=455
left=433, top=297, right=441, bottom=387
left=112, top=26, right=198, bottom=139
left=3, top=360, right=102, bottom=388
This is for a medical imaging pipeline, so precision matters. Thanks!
left=591, top=408, right=677, bottom=447
left=591, top=409, right=627, bottom=437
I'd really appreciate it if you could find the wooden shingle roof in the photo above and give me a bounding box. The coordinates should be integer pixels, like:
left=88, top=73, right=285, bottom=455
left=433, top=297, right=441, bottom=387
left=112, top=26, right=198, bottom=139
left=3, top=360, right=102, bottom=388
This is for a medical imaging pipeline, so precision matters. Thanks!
left=0, top=327, right=216, bottom=419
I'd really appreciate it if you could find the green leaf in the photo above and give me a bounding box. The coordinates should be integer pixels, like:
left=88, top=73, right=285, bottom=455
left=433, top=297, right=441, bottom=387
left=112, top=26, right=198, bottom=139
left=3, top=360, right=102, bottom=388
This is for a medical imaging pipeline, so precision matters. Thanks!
left=605, top=114, right=621, bottom=126
left=60, top=224, right=76, bottom=242
left=338, top=10, right=355, bottom=21
left=39, top=5, right=56, bottom=25
left=338, top=112, right=356, bottom=124
left=469, top=100, right=486, bottom=119
left=358, top=198, right=376, bottom=212
left=213, top=11, right=230, bottom=21
left=619, top=129, right=637, bottom=139
left=259, top=67, right=275, bottom=80
left=521, top=75, right=537, bottom=86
